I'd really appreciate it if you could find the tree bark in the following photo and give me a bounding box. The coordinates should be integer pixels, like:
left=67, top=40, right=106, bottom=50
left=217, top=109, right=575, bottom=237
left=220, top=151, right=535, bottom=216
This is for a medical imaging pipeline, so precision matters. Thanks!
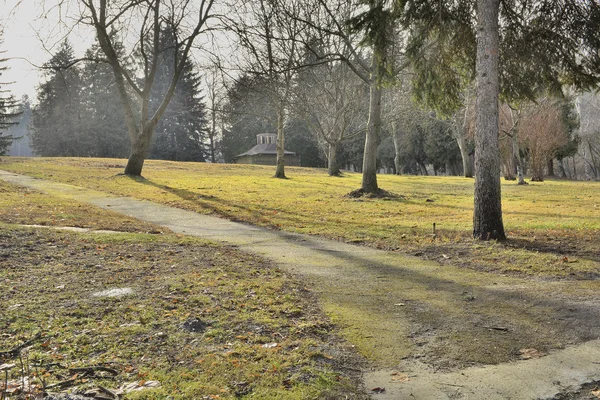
left=361, top=55, right=382, bottom=192
left=328, top=142, right=341, bottom=176
left=473, top=0, right=506, bottom=240
left=274, top=101, right=286, bottom=178
left=392, top=122, right=402, bottom=175
left=124, top=123, right=156, bottom=176
left=547, top=159, right=555, bottom=177
left=454, top=127, right=474, bottom=178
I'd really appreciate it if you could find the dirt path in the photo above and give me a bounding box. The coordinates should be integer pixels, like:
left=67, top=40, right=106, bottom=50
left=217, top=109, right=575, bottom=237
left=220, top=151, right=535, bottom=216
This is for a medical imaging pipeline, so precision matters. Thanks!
left=3, top=169, right=600, bottom=399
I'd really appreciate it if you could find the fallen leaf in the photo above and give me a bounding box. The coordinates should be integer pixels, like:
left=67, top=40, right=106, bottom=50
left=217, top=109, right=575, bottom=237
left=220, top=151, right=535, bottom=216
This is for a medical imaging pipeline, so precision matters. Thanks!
left=371, top=387, right=386, bottom=393
left=390, top=372, right=411, bottom=383
left=591, top=388, right=600, bottom=398
left=519, top=348, right=546, bottom=359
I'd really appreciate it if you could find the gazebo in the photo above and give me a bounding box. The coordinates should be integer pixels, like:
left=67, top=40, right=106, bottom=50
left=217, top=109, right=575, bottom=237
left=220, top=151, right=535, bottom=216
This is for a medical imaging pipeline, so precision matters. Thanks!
left=234, top=133, right=301, bottom=166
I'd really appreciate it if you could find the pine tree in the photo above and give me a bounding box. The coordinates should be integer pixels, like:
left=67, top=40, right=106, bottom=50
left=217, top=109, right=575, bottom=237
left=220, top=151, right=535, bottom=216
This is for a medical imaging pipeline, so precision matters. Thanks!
left=30, top=40, right=86, bottom=156
left=78, top=45, right=130, bottom=158
left=221, top=74, right=277, bottom=163
left=149, top=29, right=208, bottom=162
left=0, top=29, right=21, bottom=155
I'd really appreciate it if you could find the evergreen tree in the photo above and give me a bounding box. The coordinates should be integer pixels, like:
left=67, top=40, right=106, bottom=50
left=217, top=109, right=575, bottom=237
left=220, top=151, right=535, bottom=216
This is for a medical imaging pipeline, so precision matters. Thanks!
left=6, top=96, right=32, bottom=156
left=30, top=40, right=86, bottom=156
left=221, top=74, right=277, bottom=163
left=149, top=28, right=208, bottom=162
left=78, top=45, right=130, bottom=158
left=0, top=29, right=21, bottom=155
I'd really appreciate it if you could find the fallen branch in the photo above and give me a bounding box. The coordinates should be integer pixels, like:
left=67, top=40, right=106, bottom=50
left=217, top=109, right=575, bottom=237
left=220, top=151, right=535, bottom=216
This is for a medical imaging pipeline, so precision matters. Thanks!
left=68, top=366, right=119, bottom=376
left=45, top=377, right=78, bottom=390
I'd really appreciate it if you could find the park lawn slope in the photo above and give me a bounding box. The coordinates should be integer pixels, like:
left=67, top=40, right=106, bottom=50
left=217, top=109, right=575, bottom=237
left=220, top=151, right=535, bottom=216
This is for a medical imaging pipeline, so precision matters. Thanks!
left=2, top=157, right=599, bottom=279
left=0, top=180, right=366, bottom=399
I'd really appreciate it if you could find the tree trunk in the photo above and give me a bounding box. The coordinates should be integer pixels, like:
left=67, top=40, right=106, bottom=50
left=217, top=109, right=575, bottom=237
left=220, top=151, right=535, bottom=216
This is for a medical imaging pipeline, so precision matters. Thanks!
left=512, top=132, right=527, bottom=185
left=210, top=107, right=217, bottom=163
left=473, top=0, right=506, bottom=240
left=361, top=62, right=382, bottom=193
left=547, top=158, right=555, bottom=177
left=274, top=101, right=286, bottom=179
left=124, top=125, right=155, bottom=176
left=328, top=142, right=340, bottom=176
left=392, top=122, right=402, bottom=175
left=392, top=129, right=402, bottom=175
left=558, top=158, right=568, bottom=178
left=454, top=126, right=474, bottom=177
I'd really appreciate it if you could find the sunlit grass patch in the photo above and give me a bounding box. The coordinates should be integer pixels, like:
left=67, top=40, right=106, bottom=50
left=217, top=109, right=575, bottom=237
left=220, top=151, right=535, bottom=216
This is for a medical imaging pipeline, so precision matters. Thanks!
left=2, top=157, right=600, bottom=278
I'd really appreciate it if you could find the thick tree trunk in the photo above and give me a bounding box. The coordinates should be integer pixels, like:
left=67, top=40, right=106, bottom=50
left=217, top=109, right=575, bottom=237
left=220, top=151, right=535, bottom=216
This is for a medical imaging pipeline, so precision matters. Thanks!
left=124, top=125, right=155, bottom=176
left=473, top=0, right=506, bottom=240
left=361, top=69, right=382, bottom=192
left=547, top=159, right=555, bottom=177
left=328, top=142, right=340, bottom=176
left=274, top=101, right=286, bottom=179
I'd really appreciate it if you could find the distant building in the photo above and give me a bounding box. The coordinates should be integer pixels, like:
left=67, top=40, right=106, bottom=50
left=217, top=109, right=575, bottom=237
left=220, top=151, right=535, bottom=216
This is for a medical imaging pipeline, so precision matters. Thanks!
left=234, top=133, right=301, bottom=166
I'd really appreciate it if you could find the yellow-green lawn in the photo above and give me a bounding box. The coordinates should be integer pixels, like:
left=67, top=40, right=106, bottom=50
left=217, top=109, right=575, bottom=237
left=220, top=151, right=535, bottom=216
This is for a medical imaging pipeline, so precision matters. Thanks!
left=2, top=157, right=599, bottom=277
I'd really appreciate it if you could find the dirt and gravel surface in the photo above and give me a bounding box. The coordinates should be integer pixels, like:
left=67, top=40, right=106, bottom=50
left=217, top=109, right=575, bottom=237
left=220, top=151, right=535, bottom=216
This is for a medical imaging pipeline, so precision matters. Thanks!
left=3, top=169, right=600, bottom=399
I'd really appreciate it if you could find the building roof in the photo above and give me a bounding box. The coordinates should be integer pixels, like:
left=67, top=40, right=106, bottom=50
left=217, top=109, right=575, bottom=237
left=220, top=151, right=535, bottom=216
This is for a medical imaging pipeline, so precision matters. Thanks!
left=235, top=143, right=296, bottom=158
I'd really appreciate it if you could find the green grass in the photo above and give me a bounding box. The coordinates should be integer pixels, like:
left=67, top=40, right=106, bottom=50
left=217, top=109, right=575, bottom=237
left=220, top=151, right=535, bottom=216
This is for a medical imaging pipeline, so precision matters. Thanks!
left=0, top=179, right=365, bottom=399
left=2, top=157, right=599, bottom=278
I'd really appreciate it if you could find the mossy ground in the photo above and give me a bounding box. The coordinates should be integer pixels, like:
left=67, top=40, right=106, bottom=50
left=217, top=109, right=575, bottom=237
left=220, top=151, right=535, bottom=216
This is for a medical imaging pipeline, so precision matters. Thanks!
left=0, top=179, right=366, bottom=399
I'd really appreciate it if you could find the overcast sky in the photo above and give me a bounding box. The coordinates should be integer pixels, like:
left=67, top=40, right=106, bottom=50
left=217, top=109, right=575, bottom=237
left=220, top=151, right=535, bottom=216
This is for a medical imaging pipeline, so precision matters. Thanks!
left=2, top=0, right=95, bottom=100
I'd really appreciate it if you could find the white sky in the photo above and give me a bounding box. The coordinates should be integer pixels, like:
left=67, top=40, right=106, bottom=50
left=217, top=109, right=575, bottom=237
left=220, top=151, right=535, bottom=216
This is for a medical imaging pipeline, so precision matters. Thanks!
left=1, top=0, right=233, bottom=103
left=1, top=0, right=96, bottom=100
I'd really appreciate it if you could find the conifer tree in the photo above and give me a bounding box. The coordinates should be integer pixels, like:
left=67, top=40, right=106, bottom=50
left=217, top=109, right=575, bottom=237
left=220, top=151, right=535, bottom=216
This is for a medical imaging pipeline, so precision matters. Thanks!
left=149, top=28, right=208, bottom=162
left=30, top=40, right=86, bottom=156
left=0, top=29, right=21, bottom=155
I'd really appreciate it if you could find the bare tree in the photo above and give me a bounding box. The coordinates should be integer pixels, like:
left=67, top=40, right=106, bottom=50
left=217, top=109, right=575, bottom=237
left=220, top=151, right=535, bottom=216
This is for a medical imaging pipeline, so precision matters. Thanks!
left=227, top=0, right=307, bottom=179
left=577, top=91, right=600, bottom=180
left=519, top=98, right=570, bottom=182
left=293, top=59, right=368, bottom=176
left=204, top=65, right=224, bottom=163
left=61, top=0, right=216, bottom=176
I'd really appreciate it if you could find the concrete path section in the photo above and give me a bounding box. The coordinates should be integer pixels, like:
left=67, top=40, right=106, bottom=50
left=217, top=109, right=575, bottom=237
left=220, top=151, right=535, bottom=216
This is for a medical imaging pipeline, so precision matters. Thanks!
left=2, top=169, right=600, bottom=400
